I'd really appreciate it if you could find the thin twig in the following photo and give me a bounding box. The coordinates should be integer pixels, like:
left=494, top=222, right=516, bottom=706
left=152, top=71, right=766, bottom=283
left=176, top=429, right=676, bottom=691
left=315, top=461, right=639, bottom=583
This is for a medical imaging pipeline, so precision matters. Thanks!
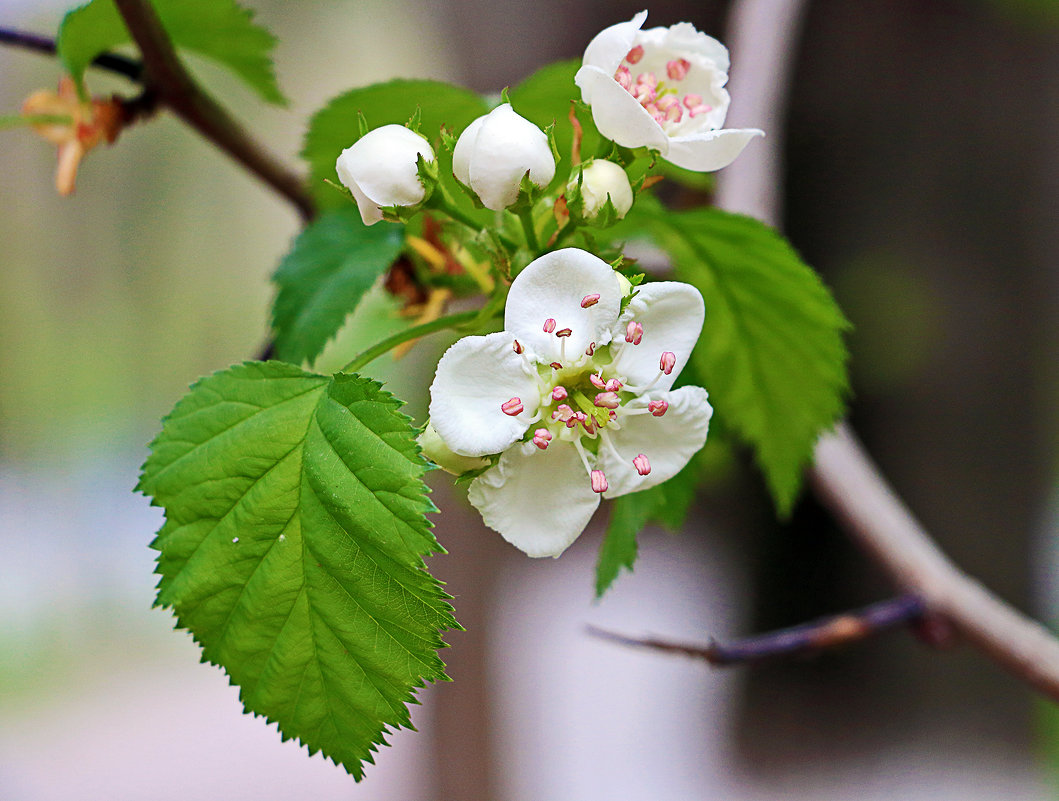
left=716, top=0, right=1059, bottom=701
left=0, top=26, right=143, bottom=81
left=589, top=594, right=928, bottom=666
left=110, top=0, right=315, bottom=222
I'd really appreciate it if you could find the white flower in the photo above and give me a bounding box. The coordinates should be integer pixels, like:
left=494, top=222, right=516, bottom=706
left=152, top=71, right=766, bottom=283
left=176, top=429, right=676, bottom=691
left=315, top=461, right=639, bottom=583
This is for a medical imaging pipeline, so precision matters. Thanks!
left=428, top=248, right=712, bottom=558
left=569, top=159, right=634, bottom=220
left=453, top=103, right=556, bottom=210
left=336, top=124, right=434, bottom=225
left=574, top=11, right=763, bottom=172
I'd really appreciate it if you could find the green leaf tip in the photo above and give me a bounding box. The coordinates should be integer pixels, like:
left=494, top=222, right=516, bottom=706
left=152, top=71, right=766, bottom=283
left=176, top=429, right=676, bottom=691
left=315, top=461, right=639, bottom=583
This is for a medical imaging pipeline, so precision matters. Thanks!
left=139, top=361, right=458, bottom=779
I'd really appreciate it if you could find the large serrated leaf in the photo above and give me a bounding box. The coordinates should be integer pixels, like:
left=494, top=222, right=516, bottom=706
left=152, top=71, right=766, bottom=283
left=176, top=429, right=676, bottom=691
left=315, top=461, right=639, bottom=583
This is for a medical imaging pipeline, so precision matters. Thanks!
left=611, top=205, right=850, bottom=515
left=302, top=79, right=489, bottom=209
left=271, top=206, right=404, bottom=366
left=137, top=361, right=456, bottom=779
left=58, top=0, right=285, bottom=105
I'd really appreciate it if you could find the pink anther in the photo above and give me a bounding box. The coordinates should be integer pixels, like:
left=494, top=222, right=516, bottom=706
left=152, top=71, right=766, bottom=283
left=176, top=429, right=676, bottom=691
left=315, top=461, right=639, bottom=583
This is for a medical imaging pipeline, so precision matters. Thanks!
left=648, top=399, right=668, bottom=417
left=582, top=416, right=596, bottom=434
left=591, top=470, right=609, bottom=493
left=532, top=428, right=552, bottom=450
left=585, top=342, right=596, bottom=356
left=589, top=373, right=606, bottom=390
left=633, top=453, right=651, bottom=476
left=683, top=93, right=712, bottom=117
left=501, top=397, right=523, bottom=416
left=614, top=65, right=633, bottom=91
left=555, top=327, right=572, bottom=338
left=581, top=293, right=601, bottom=308
left=660, top=351, right=676, bottom=375
left=567, top=411, right=587, bottom=429
left=543, top=318, right=556, bottom=333
left=605, top=378, right=623, bottom=392
left=625, top=45, right=644, bottom=64
left=550, top=361, right=563, bottom=370
left=666, top=58, right=691, bottom=81
left=551, top=386, right=568, bottom=401
left=513, top=339, right=524, bottom=354
left=594, top=391, right=620, bottom=409
left=625, top=321, right=644, bottom=345
left=551, top=404, right=574, bottom=422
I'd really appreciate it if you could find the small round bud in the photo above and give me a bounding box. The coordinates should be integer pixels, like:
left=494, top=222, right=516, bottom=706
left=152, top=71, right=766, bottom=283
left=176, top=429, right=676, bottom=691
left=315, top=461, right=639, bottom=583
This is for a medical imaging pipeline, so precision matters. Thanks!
left=568, top=160, right=634, bottom=221
left=336, top=124, right=435, bottom=225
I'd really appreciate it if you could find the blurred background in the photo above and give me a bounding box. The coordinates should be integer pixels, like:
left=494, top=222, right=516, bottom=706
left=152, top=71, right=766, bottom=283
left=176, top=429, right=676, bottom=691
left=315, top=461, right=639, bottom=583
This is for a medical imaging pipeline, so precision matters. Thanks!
left=1, top=0, right=1057, bottom=799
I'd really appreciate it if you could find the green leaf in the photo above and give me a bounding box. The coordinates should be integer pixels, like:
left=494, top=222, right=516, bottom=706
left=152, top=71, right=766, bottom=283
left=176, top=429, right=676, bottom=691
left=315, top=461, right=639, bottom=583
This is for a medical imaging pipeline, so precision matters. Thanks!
left=271, top=206, right=404, bottom=366
left=509, top=59, right=599, bottom=171
left=302, top=80, right=490, bottom=209
left=137, top=362, right=457, bottom=779
left=595, top=461, right=702, bottom=597
left=613, top=205, right=850, bottom=515
left=58, top=0, right=285, bottom=105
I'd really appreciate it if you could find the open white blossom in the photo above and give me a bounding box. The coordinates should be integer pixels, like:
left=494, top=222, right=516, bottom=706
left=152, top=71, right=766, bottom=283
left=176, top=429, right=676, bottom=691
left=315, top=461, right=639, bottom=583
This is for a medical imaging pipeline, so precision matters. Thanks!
left=574, top=10, right=763, bottom=172
left=336, top=124, right=434, bottom=225
left=428, top=248, right=712, bottom=558
left=452, top=103, right=556, bottom=210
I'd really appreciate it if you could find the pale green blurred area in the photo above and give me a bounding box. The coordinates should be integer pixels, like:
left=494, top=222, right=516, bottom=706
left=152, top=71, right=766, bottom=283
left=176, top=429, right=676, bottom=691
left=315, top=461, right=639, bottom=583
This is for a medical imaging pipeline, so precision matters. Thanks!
left=0, top=0, right=458, bottom=465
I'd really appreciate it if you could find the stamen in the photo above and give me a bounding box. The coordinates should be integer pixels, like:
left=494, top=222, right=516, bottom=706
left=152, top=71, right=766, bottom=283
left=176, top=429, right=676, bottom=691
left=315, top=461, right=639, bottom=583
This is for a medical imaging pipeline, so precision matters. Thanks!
left=591, top=470, right=609, bottom=493
left=648, top=399, right=668, bottom=417
left=605, top=378, right=623, bottom=392
left=660, top=351, right=676, bottom=375
left=633, top=453, right=651, bottom=476
left=585, top=342, right=596, bottom=356
left=625, top=45, right=644, bottom=64
left=513, top=339, right=524, bottom=354
left=614, top=65, right=633, bottom=90
left=581, top=293, right=600, bottom=308
left=551, top=386, right=568, bottom=401
left=543, top=318, right=556, bottom=333
left=532, top=428, right=552, bottom=450
left=555, top=328, right=572, bottom=338
left=551, top=404, right=574, bottom=422
left=683, top=93, right=712, bottom=117
left=666, top=59, right=691, bottom=81
left=582, top=416, right=596, bottom=435
left=550, top=361, right=563, bottom=370
left=589, top=374, right=606, bottom=390
left=501, top=397, right=523, bottom=416
left=625, top=321, right=644, bottom=345
left=567, top=411, right=587, bottom=429
left=594, top=391, right=620, bottom=409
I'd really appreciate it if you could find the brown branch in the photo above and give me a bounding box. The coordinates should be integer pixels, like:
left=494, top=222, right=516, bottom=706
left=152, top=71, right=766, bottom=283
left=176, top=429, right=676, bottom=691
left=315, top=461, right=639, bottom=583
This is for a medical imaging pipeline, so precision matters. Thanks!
left=716, top=0, right=1059, bottom=701
left=111, top=0, right=315, bottom=222
left=0, top=26, right=143, bottom=81
left=589, top=594, right=929, bottom=666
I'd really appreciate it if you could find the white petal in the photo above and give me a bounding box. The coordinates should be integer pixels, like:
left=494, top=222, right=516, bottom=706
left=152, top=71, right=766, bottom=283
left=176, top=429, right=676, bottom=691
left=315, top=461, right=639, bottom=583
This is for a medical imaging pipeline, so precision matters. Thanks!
left=655, top=22, right=730, bottom=75
left=505, top=248, right=622, bottom=363
left=609, top=281, right=705, bottom=390
left=429, top=331, right=540, bottom=457
left=452, top=115, right=485, bottom=187
left=581, top=10, right=649, bottom=74
left=337, top=124, right=434, bottom=208
left=664, top=128, right=764, bottom=172
left=600, top=386, right=713, bottom=498
left=338, top=174, right=384, bottom=225
left=469, top=441, right=600, bottom=558
left=574, top=65, right=669, bottom=152
left=465, top=104, right=555, bottom=210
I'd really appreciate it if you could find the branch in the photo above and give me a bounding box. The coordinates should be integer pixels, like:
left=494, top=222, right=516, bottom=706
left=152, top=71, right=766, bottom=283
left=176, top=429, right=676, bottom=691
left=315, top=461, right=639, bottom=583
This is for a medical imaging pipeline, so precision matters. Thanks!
left=0, top=26, right=142, bottom=81
left=589, top=594, right=928, bottom=666
left=110, top=0, right=315, bottom=222
left=716, top=0, right=1059, bottom=701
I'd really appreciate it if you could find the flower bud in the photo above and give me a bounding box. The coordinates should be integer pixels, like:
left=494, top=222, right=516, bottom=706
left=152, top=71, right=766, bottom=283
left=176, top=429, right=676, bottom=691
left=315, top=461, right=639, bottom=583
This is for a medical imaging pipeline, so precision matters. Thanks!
left=568, top=160, right=633, bottom=221
left=418, top=422, right=491, bottom=475
left=336, top=124, right=435, bottom=225
left=452, top=104, right=555, bottom=210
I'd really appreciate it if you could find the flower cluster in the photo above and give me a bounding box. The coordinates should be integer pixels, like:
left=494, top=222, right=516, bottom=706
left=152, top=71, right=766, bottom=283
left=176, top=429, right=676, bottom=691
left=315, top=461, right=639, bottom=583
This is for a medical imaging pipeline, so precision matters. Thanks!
left=426, top=249, right=712, bottom=557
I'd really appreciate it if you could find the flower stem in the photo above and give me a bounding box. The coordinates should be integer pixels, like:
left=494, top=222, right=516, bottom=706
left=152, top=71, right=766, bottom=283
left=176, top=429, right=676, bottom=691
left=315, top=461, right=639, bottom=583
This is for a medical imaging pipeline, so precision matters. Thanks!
left=340, top=309, right=481, bottom=374
left=426, top=186, right=486, bottom=232
left=517, top=206, right=540, bottom=252
left=549, top=220, right=579, bottom=250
